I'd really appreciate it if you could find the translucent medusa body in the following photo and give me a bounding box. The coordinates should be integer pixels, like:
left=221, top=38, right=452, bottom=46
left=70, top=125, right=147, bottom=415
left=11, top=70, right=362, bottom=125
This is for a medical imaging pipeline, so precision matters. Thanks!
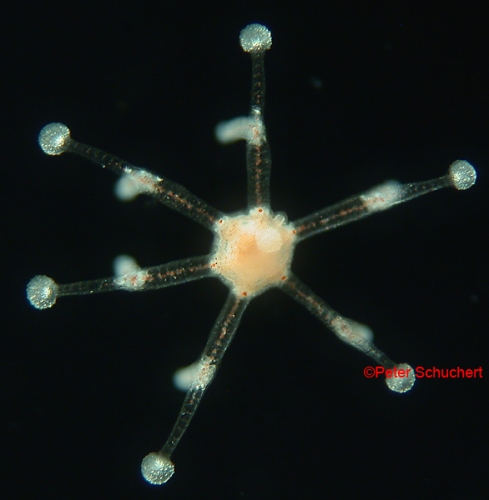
left=27, top=23, right=477, bottom=484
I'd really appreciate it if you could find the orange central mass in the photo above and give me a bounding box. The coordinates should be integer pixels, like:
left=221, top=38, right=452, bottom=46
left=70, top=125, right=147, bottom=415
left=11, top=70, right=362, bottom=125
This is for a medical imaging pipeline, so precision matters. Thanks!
left=210, top=207, right=297, bottom=297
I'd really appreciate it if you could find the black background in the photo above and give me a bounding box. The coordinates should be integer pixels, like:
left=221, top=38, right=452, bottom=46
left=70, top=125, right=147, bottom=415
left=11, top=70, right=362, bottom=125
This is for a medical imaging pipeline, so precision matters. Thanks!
left=2, top=1, right=488, bottom=499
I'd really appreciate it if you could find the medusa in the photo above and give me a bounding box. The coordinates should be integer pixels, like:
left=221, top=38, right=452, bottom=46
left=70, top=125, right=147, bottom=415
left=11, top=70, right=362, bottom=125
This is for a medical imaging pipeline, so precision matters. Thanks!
left=27, top=24, right=476, bottom=484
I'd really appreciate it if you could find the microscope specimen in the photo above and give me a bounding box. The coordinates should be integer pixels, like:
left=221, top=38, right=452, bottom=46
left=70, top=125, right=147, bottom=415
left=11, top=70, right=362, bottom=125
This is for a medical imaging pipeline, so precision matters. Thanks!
left=27, top=24, right=476, bottom=484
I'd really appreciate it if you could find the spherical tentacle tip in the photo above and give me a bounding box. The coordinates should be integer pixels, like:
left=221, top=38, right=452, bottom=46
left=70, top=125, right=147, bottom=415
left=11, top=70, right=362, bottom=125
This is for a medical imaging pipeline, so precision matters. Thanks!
left=385, top=363, right=415, bottom=393
left=26, top=275, right=58, bottom=309
left=38, top=123, right=71, bottom=155
left=141, top=452, right=175, bottom=485
left=449, top=160, right=477, bottom=190
left=240, top=24, right=272, bottom=53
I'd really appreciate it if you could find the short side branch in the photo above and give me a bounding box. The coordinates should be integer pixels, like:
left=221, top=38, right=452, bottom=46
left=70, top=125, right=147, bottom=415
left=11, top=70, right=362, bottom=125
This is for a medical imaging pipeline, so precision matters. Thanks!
left=293, top=160, right=476, bottom=241
left=27, top=255, right=212, bottom=309
left=243, top=25, right=272, bottom=208
left=281, top=274, right=397, bottom=368
left=141, top=293, right=249, bottom=484
left=38, top=123, right=223, bottom=229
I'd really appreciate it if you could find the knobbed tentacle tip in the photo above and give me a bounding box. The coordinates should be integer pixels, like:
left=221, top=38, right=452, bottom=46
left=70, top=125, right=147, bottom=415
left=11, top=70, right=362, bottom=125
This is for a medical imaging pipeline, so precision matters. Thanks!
left=27, top=275, right=58, bottom=309
left=141, top=452, right=175, bottom=485
left=240, top=24, right=272, bottom=53
left=38, top=122, right=71, bottom=155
